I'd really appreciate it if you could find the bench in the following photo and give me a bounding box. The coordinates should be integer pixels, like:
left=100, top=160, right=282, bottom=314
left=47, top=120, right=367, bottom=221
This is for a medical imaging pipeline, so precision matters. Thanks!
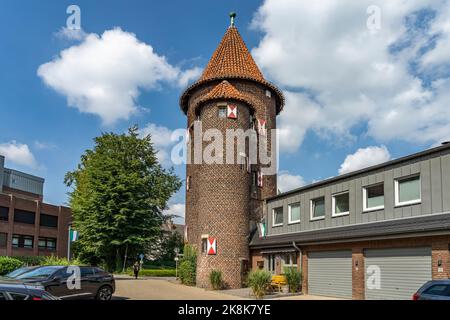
left=270, top=275, right=287, bottom=292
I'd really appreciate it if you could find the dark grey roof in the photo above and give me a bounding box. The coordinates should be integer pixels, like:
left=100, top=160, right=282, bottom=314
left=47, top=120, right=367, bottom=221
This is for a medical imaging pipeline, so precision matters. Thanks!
left=3, top=168, right=45, bottom=183
left=250, top=212, right=450, bottom=249
left=269, top=143, right=450, bottom=201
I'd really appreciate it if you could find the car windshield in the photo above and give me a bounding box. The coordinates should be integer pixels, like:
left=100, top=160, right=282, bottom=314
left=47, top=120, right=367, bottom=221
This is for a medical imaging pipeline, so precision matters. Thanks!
left=6, top=267, right=32, bottom=278
left=16, top=266, right=62, bottom=280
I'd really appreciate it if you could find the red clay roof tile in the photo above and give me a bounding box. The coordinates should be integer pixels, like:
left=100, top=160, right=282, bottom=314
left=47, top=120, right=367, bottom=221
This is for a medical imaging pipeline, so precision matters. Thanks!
left=200, top=26, right=265, bottom=82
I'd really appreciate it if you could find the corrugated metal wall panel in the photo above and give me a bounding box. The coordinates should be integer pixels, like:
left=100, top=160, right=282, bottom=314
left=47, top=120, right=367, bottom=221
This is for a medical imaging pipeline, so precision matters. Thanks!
left=3, top=170, right=44, bottom=196
left=308, top=250, right=352, bottom=299
left=364, top=247, right=432, bottom=300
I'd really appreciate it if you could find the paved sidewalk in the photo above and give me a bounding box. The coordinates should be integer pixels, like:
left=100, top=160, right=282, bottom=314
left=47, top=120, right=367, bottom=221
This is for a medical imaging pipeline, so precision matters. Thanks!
left=114, top=278, right=246, bottom=300
left=113, top=277, right=341, bottom=300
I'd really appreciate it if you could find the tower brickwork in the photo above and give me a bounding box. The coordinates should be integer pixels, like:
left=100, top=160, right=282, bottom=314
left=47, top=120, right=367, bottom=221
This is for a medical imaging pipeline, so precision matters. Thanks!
left=180, top=19, right=284, bottom=289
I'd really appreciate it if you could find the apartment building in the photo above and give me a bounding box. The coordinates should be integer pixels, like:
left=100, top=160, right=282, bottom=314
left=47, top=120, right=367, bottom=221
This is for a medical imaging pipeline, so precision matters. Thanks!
left=0, top=155, right=72, bottom=258
left=250, top=143, right=450, bottom=300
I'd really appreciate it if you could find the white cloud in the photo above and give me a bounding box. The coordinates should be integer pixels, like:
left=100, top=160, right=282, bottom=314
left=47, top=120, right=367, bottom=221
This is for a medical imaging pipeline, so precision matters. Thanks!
left=38, top=28, right=200, bottom=125
left=338, top=145, right=391, bottom=175
left=0, top=141, right=37, bottom=168
left=139, top=123, right=179, bottom=166
left=34, top=141, right=56, bottom=150
left=252, top=0, right=450, bottom=151
left=164, top=203, right=185, bottom=224
left=54, top=27, right=88, bottom=41
left=420, top=3, right=450, bottom=68
left=177, top=67, right=202, bottom=88
left=277, top=171, right=306, bottom=193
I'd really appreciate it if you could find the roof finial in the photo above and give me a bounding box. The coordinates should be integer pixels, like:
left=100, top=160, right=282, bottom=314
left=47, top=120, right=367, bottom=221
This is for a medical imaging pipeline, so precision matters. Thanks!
left=229, top=12, right=236, bottom=27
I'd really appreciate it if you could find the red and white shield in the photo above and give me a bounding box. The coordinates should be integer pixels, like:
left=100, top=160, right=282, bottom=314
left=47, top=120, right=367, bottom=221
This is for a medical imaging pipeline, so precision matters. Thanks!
left=257, top=119, right=267, bottom=136
left=257, top=171, right=264, bottom=188
left=227, top=105, right=237, bottom=119
left=207, top=237, right=217, bottom=255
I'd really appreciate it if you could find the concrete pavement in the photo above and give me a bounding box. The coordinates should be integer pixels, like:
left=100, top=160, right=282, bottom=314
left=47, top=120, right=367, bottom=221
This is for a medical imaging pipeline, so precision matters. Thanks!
left=114, top=278, right=246, bottom=300
left=113, top=277, right=340, bottom=300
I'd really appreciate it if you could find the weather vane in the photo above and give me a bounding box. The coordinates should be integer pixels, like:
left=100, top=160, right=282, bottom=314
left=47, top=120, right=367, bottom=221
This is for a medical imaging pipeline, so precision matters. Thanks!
left=229, top=12, right=236, bottom=27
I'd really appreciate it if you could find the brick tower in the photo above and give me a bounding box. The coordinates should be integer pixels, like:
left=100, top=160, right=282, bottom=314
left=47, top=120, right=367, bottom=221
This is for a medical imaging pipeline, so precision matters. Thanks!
left=180, top=13, right=284, bottom=289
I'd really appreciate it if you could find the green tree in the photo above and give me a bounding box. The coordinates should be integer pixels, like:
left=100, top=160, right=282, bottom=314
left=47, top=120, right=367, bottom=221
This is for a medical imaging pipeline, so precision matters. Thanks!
left=65, top=126, right=181, bottom=271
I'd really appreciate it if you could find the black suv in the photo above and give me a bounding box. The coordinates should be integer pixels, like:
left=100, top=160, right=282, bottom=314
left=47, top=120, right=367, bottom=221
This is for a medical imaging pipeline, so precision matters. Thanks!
left=15, top=266, right=115, bottom=300
left=0, top=279, right=58, bottom=300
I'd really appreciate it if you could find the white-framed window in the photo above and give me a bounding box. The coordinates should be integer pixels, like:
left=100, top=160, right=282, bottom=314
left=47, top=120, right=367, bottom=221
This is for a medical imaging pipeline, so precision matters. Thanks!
left=288, top=202, right=301, bottom=224
left=332, top=191, right=350, bottom=217
left=310, top=197, right=325, bottom=221
left=272, top=207, right=284, bottom=227
left=395, top=174, right=421, bottom=206
left=363, top=183, right=384, bottom=212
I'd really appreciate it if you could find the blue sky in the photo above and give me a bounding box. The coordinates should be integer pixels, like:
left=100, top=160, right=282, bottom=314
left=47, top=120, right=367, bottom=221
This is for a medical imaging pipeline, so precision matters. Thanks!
left=1, top=0, right=449, bottom=223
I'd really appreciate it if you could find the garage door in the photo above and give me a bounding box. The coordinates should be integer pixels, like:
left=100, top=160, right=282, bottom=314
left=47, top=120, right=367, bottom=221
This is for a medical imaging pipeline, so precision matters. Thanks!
left=308, top=250, right=352, bottom=299
left=364, top=247, right=432, bottom=300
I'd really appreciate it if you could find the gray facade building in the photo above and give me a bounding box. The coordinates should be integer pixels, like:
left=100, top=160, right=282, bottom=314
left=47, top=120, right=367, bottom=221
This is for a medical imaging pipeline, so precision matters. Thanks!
left=250, top=143, right=450, bottom=300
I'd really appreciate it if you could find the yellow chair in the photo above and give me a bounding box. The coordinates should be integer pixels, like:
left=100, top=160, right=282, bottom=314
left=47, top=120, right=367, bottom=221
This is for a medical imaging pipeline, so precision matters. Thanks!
left=270, top=275, right=287, bottom=292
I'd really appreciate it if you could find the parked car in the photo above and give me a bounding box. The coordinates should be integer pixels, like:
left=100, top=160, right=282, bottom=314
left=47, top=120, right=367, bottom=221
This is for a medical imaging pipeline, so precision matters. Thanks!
left=0, top=279, right=59, bottom=300
left=4, top=266, right=39, bottom=279
left=15, top=265, right=115, bottom=300
left=413, top=280, right=450, bottom=300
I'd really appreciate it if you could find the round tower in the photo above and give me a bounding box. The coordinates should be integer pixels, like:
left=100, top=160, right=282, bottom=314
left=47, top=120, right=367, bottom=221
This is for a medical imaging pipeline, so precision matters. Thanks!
left=180, top=14, right=284, bottom=289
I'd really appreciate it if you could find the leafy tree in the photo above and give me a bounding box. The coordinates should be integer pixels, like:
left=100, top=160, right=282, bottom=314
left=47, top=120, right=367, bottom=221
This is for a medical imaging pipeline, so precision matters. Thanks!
left=65, top=126, right=181, bottom=271
left=147, top=227, right=184, bottom=262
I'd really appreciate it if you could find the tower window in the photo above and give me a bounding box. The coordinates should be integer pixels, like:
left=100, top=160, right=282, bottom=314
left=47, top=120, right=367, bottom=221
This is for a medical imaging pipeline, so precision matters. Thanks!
left=265, top=90, right=272, bottom=98
left=201, top=238, right=208, bottom=253
left=186, top=176, right=191, bottom=191
left=218, top=107, right=227, bottom=118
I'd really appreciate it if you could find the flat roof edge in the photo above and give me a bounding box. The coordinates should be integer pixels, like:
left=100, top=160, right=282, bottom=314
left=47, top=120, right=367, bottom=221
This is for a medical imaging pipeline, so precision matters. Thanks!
left=268, top=143, right=450, bottom=201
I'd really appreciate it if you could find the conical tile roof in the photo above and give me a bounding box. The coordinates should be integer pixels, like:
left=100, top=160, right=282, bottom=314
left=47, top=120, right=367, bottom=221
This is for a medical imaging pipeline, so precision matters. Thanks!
left=195, top=80, right=254, bottom=109
left=199, top=26, right=264, bottom=82
left=180, top=25, right=284, bottom=114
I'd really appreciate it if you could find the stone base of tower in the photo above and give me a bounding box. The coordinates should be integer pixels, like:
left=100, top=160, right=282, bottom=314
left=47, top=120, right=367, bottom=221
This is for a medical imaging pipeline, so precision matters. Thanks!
left=196, top=255, right=249, bottom=289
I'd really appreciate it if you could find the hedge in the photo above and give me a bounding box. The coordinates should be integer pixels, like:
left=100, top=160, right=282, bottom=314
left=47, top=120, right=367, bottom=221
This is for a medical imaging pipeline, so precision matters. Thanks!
left=11, top=256, right=46, bottom=266
left=1, top=255, right=83, bottom=270
left=129, top=268, right=176, bottom=277
left=0, top=257, right=24, bottom=275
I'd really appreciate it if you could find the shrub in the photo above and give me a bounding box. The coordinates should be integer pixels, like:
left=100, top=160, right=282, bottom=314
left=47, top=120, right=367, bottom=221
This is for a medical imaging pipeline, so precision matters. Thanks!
left=284, top=267, right=302, bottom=293
left=179, top=244, right=197, bottom=286
left=128, top=268, right=176, bottom=277
left=247, top=270, right=272, bottom=299
left=209, top=270, right=223, bottom=290
left=11, top=256, right=46, bottom=266
left=143, top=260, right=176, bottom=269
left=179, top=260, right=196, bottom=286
left=0, top=257, right=24, bottom=275
left=40, top=255, right=83, bottom=266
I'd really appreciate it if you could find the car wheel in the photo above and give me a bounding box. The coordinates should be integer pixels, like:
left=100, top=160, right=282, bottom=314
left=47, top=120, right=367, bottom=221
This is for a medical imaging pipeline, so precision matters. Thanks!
left=96, top=286, right=113, bottom=301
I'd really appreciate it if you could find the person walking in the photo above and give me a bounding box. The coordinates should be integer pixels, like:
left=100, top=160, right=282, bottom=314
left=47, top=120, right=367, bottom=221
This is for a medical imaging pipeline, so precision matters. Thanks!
left=133, top=261, right=140, bottom=279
